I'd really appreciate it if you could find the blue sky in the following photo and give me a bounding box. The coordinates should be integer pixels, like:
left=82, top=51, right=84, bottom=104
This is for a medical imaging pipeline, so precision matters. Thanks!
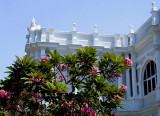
left=0, top=0, right=159, bottom=79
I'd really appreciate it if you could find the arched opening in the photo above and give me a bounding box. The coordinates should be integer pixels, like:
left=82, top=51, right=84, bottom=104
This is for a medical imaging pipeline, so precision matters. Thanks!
left=143, top=61, right=157, bottom=95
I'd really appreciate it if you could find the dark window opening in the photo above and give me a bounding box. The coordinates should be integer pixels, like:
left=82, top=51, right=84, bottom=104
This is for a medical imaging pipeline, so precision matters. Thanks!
left=143, top=61, right=157, bottom=95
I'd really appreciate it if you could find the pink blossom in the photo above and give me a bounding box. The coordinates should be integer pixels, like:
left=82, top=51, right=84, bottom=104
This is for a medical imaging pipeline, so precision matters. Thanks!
left=125, top=57, right=133, bottom=66
left=81, top=103, right=97, bottom=116
left=33, top=93, right=43, bottom=100
left=6, top=96, right=10, bottom=99
left=114, top=95, right=122, bottom=100
left=92, top=66, right=99, bottom=75
left=116, top=74, right=121, bottom=78
left=50, top=104, right=54, bottom=108
left=0, top=90, right=7, bottom=98
left=121, top=84, right=127, bottom=91
left=65, top=110, right=76, bottom=116
left=61, top=101, right=75, bottom=107
left=59, top=75, right=65, bottom=80
left=40, top=56, right=49, bottom=62
left=0, top=90, right=11, bottom=99
left=59, top=64, right=67, bottom=71
left=83, top=103, right=88, bottom=108
left=29, top=78, right=43, bottom=83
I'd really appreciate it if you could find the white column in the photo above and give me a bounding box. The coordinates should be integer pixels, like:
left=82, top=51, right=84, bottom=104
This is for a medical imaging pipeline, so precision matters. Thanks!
left=155, top=45, right=160, bottom=88
left=125, top=53, right=131, bottom=99
left=29, top=30, right=35, bottom=43
left=114, top=34, right=121, bottom=47
left=49, top=28, right=54, bottom=42
left=72, top=23, right=78, bottom=44
left=131, top=53, right=137, bottom=98
left=40, top=47, right=46, bottom=58
left=137, top=65, right=142, bottom=99
left=41, top=28, right=47, bottom=42
left=35, top=47, right=40, bottom=60
left=154, top=45, right=160, bottom=101
left=117, top=53, right=122, bottom=87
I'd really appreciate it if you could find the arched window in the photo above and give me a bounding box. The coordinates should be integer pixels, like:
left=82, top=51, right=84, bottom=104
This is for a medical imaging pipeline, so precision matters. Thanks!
left=143, top=61, right=157, bottom=95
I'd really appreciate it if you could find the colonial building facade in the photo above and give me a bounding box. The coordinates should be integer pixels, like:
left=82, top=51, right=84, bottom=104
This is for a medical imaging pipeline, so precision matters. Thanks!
left=25, top=2, right=160, bottom=116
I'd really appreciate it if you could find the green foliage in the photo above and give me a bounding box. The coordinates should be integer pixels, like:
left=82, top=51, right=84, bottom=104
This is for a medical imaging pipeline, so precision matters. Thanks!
left=0, top=46, right=131, bottom=116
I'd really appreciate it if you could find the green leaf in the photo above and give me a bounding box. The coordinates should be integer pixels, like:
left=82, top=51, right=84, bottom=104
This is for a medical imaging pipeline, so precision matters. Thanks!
left=24, top=81, right=33, bottom=84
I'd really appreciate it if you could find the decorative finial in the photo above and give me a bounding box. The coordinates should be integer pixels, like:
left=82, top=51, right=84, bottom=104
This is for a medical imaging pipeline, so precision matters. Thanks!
left=130, top=25, right=134, bottom=33
left=73, top=22, right=76, bottom=31
left=152, top=1, right=157, bottom=11
left=94, top=24, right=98, bottom=33
left=31, top=17, right=36, bottom=27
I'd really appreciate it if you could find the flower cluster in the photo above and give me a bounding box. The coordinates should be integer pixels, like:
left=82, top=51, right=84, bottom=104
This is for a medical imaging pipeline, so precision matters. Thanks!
left=33, top=93, right=43, bottom=100
left=125, top=57, right=133, bottom=66
left=0, top=90, right=11, bottom=99
left=59, top=64, right=67, bottom=71
left=109, top=73, right=121, bottom=80
left=114, top=95, right=122, bottom=100
left=40, top=56, right=49, bottom=62
left=81, top=103, right=97, bottom=116
left=121, top=84, right=127, bottom=91
left=65, top=110, right=76, bottom=116
left=29, top=78, right=45, bottom=83
left=59, top=75, right=65, bottom=80
left=61, top=101, right=76, bottom=107
left=92, top=66, right=99, bottom=75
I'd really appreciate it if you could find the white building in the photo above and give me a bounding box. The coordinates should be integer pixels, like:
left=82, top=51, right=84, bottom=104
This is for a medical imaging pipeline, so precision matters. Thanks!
left=25, top=2, right=160, bottom=116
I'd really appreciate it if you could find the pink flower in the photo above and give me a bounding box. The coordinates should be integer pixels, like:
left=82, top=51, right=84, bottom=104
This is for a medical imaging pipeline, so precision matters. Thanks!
left=40, top=56, right=49, bottom=62
left=33, top=93, right=43, bottom=100
left=0, top=90, right=11, bottom=99
left=125, top=57, right=133, bottom=66
left=6, top=96, right=10, bottom=99
left=59, top=64, right=67, bottom=71
left=114, top=95, right=122, bottom=99
left=116, top=74, right=121, bottom=78
left=65, top=110, right=76, bottom=116
left=81, top=103, right=96, bottom=116
left=50, top=104, right=54, bottom=108
left=121, top=84, right=127, bottom=91
left=59, top=75, right=65, bottom=80
left=0, top=90, right=7, bottom=98
left=92, top=66, right=99, bottom=75
left=83, top=103, right=88, bottom=108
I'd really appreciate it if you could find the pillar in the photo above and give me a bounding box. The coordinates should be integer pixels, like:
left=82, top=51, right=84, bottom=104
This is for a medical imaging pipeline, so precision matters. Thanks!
left=49, top=28, right=54, bottom=42
left=125, top=53, right=131, bottom=99
left=41, top=28, right=47, bottom=42
left=114, top=34, right=121, bottom=47
left=93, top=24, right=99, bottom=46
left=117, top=53, right=122, bottom=87
left=131, top=52, right=137, bottom=98
left=72, top=23, right=78, bottom=44
left=151, top=2, right=159, bottom=25
left=137, top=65, right=142, bottom=99
left=40, top=47, right=46, bottom=58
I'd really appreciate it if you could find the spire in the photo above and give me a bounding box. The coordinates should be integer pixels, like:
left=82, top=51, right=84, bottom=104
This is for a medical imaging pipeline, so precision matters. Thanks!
left=31, top=17, right=36, bottom=27
left=152, top=1, right=158, bottom=11
left=73, top=22, right=76, bottom=31
left=130, top=25, right=134, bottom=33
left=94, top=24, right=98, bottom=33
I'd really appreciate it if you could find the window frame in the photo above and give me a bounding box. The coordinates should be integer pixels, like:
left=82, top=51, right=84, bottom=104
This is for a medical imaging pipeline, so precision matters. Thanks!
left=143, top=61, right=157, bottom=96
